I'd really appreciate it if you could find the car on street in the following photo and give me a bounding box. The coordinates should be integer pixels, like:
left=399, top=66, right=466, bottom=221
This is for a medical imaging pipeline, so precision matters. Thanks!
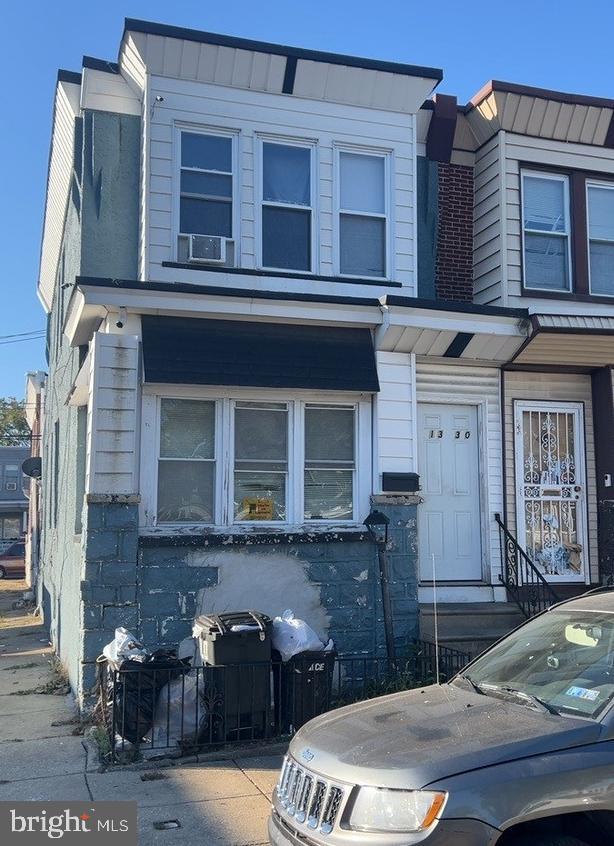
left=270, top=589, right=614, bottom=846
left=0, top=540, right=26, bottom=580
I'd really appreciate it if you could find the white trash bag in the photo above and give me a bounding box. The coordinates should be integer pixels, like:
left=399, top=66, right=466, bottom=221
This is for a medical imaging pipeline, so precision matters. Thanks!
left=271, top=609, right=328, bottom=662
left=149, top=671, right=207, bottom=748
left=102, top=627, right=148, bottom=668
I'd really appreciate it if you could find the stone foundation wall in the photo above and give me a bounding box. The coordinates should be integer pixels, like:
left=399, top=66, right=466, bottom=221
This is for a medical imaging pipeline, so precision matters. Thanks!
left=77, top=498, right=419, bottom=705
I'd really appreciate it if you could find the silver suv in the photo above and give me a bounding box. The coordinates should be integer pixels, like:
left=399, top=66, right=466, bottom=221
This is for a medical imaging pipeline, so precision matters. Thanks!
left=269, top=590, right=614, bottom=846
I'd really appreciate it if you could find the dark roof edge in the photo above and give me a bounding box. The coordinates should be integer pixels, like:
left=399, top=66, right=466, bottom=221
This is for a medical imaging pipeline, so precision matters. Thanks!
left=384, top=294, right=529, bottom=319
left=74, top=276, right=529, bottom=319
left=82, top=55, right=120, bottom=74
left=57, top=69, right=82, bottom=85
left=75, top=276, right=380, bottom=308
left=123, top=17, right=443, bottom=81
left=467, top=79, right=614, bottom=112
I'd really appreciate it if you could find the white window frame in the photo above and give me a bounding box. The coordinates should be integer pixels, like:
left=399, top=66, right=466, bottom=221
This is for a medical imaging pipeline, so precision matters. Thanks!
left=334, top=144, right=393, bottom=281
left=521, top=169, right=572, bottom=293
left=255, top=134, right=318, bottom=275
left=172, top=124, right=240, bottom=261
left=140, top=385, right=371, bottom=531
left=586, top=179, right=614, bottom=298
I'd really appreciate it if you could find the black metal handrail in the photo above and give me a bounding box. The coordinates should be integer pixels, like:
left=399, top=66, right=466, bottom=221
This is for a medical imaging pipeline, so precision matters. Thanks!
left=495, top=512, right=560, bottom=618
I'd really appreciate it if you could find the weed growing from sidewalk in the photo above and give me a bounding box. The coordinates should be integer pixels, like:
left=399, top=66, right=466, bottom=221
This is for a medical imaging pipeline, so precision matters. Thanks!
left=8, top=655, right=70, bottom=696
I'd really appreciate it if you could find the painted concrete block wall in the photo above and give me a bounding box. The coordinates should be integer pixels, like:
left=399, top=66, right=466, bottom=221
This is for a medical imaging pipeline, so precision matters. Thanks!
left=80, top=500, right=140, bottom=697
left=40, top=104, right=142, bottom=702
left=117, top=500, right=420, bottom=667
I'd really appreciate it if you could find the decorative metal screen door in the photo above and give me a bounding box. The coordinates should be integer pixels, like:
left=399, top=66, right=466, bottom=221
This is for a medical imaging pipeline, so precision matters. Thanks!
left=514, top=401, right=588, bottom=582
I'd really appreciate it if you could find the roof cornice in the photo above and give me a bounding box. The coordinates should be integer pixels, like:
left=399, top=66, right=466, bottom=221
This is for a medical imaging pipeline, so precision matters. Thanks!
left=122, top=17, right=443, bottom=81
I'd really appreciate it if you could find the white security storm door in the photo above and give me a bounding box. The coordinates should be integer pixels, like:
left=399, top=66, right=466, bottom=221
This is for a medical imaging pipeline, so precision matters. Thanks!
left=514, top=402, right=588, bottom=582
left=418, top=403, right=483, bottom=582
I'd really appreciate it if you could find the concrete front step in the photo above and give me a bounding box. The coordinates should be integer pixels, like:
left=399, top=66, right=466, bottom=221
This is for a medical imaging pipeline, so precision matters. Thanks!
left=419, top=602, right=525, bottom=658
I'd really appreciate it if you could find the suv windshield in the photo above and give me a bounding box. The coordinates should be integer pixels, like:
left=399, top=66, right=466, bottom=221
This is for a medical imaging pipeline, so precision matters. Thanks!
left=458, top=607, right=614, bottom=719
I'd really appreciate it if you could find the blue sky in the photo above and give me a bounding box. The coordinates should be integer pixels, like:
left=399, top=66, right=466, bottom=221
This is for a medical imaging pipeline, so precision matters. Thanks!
left=1, top=0, right=612, bottom=398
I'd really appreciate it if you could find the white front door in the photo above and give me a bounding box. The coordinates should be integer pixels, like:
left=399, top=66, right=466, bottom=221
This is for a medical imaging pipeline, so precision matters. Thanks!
left=418, top=403, right=483, bottom=582
left=514, top=401, right=589, bottom=582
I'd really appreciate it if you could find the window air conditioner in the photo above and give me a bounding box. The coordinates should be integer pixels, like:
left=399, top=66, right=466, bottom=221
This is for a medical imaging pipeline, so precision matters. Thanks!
left=6, top=482, right=17, bottom=491
left=188, top=234, right=227, bottom=264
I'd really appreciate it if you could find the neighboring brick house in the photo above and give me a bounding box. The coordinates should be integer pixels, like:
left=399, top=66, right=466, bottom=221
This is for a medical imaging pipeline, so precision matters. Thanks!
left=34, top=18, right=614, bottom=708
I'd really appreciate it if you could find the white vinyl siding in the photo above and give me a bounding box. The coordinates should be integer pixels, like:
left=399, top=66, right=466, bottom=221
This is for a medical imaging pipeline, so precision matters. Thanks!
left=86, top=333, right=141, bottom=495
left=503, top=371, right=598, bottom=584
left=416, top=361, right=503, bottom=584
left=145, top=76, right=416, bottom=296
left=473, top=136, right=502, bottom=305
left=375, top=351, right=416, bottom=484
left=38, top=80, right=81, bottom=311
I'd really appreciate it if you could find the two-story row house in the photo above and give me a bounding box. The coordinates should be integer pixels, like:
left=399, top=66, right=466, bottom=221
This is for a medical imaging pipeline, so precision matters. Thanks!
left=36, top=18, right=614, bottom=706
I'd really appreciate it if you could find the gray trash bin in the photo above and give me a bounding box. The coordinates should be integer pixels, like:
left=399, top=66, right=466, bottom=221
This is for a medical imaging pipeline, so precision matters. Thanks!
left=193, top=611, right=272, bottom=741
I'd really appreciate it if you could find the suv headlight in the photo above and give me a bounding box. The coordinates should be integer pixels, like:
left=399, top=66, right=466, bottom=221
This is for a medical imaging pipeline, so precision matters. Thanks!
left=349, top=787, right=447, bottom=833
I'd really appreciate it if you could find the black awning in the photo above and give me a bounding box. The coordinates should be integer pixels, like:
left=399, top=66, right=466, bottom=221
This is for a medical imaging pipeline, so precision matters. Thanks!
left=141, top=316, right=379, bottom=392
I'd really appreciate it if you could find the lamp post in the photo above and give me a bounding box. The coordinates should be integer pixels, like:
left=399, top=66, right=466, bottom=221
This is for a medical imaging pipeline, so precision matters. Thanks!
left=364, top=510, right=395, bottom=664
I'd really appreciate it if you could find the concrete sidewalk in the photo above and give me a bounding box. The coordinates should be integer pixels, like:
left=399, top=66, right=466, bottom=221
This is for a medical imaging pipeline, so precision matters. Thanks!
left=0, top=580, right=282, bottom=844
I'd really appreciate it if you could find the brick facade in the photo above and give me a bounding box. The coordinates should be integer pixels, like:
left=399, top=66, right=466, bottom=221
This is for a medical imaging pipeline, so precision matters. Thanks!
left=435, top=162, right=474, bottom=302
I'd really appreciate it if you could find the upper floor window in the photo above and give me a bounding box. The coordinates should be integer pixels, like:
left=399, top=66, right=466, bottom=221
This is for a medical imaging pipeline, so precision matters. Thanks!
left=4, top=465, right=19, bottom=491
left=339, top=151, right=387, bottom=278
left=522, top=172, right=571, bottom=292
left=261, top=142, right=312, bottom=272
left=179, top=132, right=233, bottom=239
left=587, top=182, right=614, bottom=295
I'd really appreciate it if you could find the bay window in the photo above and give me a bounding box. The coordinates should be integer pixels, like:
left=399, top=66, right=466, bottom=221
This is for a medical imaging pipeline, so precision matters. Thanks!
left=522, top=171, right=571, bottom=292
left=147, top=394, right=366, bottom=527
left=261, top=141, right=312, bottom=271
left=587, top=182, right=614, bottom=295
left=339, top=151, right=387, bottom=278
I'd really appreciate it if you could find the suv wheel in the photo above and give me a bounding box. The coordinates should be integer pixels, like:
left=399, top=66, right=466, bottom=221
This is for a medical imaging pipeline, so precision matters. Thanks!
left=0, top=566, right=5, bottom=579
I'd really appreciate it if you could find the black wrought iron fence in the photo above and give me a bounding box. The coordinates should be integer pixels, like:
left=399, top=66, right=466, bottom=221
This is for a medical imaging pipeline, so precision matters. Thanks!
left=101, top=640, right=470, bottom=762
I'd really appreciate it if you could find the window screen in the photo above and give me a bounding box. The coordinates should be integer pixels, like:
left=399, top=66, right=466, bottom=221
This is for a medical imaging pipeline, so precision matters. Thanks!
left=157, top=399, right=216, bottom=523
left=339, top=152, right=386, bottom=277
left=234, top=402, right=288, bottom=521
left=522, top=173, right=571, bottom=291
left=588, top=184, right=614, bottom=295
left=304, top=405, right=355, bottom=520
left=262, top=143, right=311, bottom=271
left=180, top=133, right=232, bottom=237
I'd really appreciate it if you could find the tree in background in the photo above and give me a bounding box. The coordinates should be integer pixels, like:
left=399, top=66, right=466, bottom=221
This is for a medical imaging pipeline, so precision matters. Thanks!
left=0, top=398, right=31, bottom=447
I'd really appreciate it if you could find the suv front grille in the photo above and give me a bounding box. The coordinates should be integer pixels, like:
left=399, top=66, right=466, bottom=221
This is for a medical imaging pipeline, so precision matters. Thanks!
left=277, top=757, right=345, bottom=835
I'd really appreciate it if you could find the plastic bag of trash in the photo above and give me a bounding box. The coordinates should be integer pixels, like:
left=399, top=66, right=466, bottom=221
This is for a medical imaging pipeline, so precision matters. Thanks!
left=149, top=671, right=208, bottom=748
left=103, top=627, right=148, bottom=667
left=271, top=610, right=326, bottom=662
left=177, top=636, right=203, bottom=668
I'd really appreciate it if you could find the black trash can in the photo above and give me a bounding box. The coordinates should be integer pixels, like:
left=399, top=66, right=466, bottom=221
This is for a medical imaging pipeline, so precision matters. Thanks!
left=274, top=649, right=337, bottom=734
left=194, top=611, right=272, bottom=742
